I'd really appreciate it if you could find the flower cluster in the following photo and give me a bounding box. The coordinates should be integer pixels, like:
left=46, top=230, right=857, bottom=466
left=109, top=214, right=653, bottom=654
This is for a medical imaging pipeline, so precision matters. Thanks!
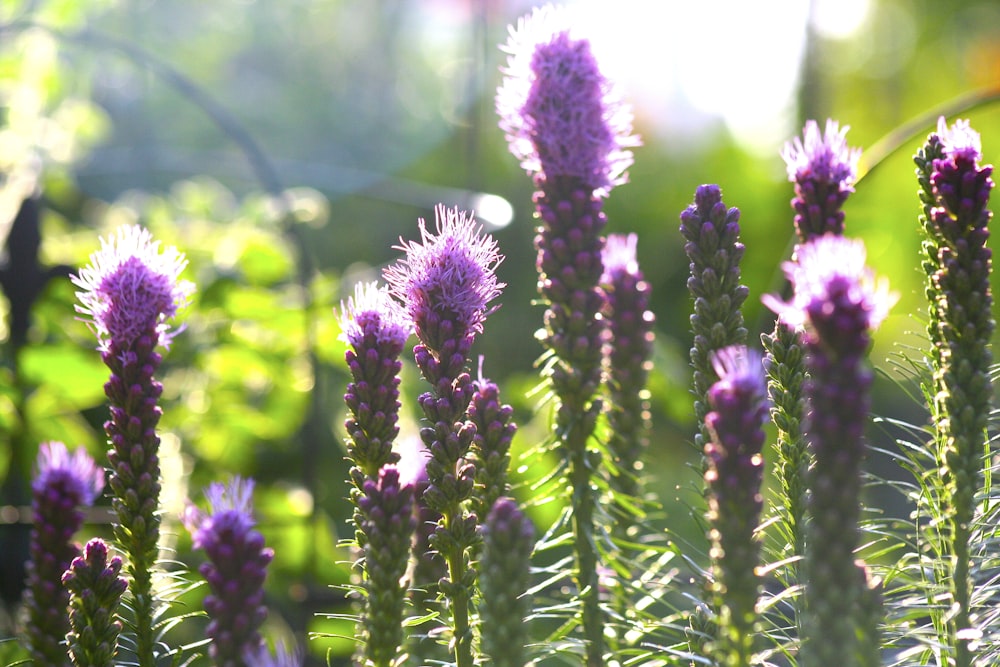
left=62, top=538, right=128, bottom=667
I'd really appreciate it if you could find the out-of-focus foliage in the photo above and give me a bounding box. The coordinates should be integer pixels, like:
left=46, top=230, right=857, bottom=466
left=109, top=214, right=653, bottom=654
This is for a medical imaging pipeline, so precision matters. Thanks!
left=1, top=0, right=999, bottom=663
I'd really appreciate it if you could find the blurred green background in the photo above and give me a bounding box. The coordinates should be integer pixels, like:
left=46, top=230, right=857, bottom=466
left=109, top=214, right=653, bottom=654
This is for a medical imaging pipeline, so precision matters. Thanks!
left=0, top=0, right=998, bottom=661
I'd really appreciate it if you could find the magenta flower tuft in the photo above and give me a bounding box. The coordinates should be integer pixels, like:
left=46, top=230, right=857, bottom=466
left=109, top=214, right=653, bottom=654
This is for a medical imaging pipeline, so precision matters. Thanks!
left=338, top=281, right=412, bottom=351
left=763, top=234, right=896, bottom=352
left=937, top=116, right=982, bottom=161
left=184, top=477, right=274, bottom=667
left=782, top=119, right=862, bottom=240
left=384, top=204, right=504, bottom=349
left=23, top=442, right=104, bottom=665
left=497, top=4, right=639, bottom=195
left=73, top=224, right=194, bottom=353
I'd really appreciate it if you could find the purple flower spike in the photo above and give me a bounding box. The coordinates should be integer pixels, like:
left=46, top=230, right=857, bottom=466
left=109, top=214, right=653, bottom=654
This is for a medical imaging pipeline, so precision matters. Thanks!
left=782, top=119, right=862, bottom=240
left=184, top=477, right=274, bottom=667
left=497, top=4, right=639, bottom=196
left=764, top=235, right=894, bottom=665
left=601, top=233, right=655, bottom=504
left=339, top=281, right=410, bottom=480
left=73, top=224, right=194, bottom=353
left=23, top=442, right=104, bottom=665
left=63, top=537, right=128, bottom=667
left=468, top=362, right=518, bottom=522
left=703, top=346, right=768, bottom=666
left=74, top=225, right=193, bottom=664
left=384, top=204, right=504, bottom=351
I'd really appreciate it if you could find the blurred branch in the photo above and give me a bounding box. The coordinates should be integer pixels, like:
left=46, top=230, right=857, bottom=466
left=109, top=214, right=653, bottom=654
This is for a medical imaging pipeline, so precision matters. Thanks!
left=859, top=85, right=1000, bottom=182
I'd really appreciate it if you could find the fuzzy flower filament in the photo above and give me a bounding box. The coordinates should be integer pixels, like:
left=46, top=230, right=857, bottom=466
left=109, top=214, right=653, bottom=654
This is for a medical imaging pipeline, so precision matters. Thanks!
left=384, top=204, right=504, bottom=667
left=73, top=224, right=193, bottom=667
left=62, top=538, right=128, bottom=667
left=497, top=8, right=639, bottom=662
left=915, top=117, right=994, bottom=666
left=22, top=442, right=104, bottom=665
left=764, top=235, right=895, bottom=667
left=703, top=347, right=768, bottom=667
left=184, top=477, right=274, bottom=667
left=782, top=119, right=861, bottom=240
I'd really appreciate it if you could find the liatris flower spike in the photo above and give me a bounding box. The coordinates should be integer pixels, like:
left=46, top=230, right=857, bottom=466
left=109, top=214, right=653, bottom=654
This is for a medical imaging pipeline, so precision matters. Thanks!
left=479, top=497, right=535, bottom=667
left=601, top=233, right=655, bottom=507
left=384, top=204, right=503, bottom=667
left=703, top=346, right=768, bottom=667
left=356, top=465, right=417, bottom=667
left=339, top=281, right=411, bottom=482
left=22, top=442, right=104, bottom=665
left=915, top=116, right=994, bottom=666
left=680, top=185, right=749, bottom=455
left=62, top=538, right=128, bottom=667
left=497, top=4, right=638, bottom=197
left=184, top=477, right=274, bottom=667
left=498, top=10, right=637, bottom=662
left=468, top=360, right=517, bottom=523
left=764, top=235, right=895, bottom=667
left=73, top=224, right=193, bottom=666
left=782, top=119, right=861, bottom=241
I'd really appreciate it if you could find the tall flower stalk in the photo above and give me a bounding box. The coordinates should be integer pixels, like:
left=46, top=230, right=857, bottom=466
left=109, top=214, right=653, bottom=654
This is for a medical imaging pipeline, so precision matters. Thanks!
left=468, top=363, right=517, bottom=524
left=764, top=120, right=861, bottom=564
left=384, top=204, right=504, bottom=667
left=184, top=477, right=274, bottom=667
left=73, top=224, right=193, bottom=667
left=915, top=117, right=994, bottom=666
left=680, top=185, right=749, bottom=456
left=497, top=7, right=638, bottom=663
left=764, top=235, right=895, bottom=667
left=703, top=346, right=768, bottom=667
left=22, top=442, right=104, bottom=664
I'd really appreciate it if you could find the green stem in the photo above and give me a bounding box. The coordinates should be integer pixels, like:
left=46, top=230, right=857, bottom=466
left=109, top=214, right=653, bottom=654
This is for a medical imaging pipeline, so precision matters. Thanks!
left=444, top=509, right=474, bottom=667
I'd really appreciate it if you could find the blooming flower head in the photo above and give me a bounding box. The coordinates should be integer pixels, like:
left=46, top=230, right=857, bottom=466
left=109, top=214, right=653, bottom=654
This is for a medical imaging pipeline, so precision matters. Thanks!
left=337, top=280, right=412, bottom=350
left=708, top=346, right=767, bottom=413
left=393, top=434, right=431, bottom=489
left=33, top=441, right=105, bottom=506
left=601, top=232, right=639, bottom=282
left=782, top=119, right=861, bottom=189
left=383, top=204, right=504, bottom=345
left=184, top=476, right=258, bottom=548
left=73, top=224, right=194, bottom=353
left=937, top=116, right=982, bottom=161
left=496, top=3, right=639, bottom=195
left=763, top=235, right=897, bottom=352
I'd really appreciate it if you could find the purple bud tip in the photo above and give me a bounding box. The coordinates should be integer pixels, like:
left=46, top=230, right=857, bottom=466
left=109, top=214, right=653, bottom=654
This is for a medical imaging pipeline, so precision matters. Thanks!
left=73, top=224, right=194, bottom=352
left=782, top=119, right=861, bottom=189
left=33, top=441, right=105, bottom=507
left=496, top=3, right=639, bottom=195
left=601, top=232, right=639, bottom=282
left=184, top=476, right=257, bottom=549
left=762, top=234, right=897, bottom=334
left=383, top=204, right=505, bottom=338
left=337, top=281, right=413, bottom=349
left=936, top=116, right=982, bottom=161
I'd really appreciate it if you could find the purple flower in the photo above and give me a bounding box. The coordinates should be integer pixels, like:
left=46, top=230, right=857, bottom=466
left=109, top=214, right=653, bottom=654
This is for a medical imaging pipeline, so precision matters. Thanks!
left=356, top=465, right=417, bottom=667
left=600, top=233, right=654, bottom=503
left=184, top=477, right=274, bottom=667
left=763, top=234, right=896, bottom=355
left=782, top=119, right=861, bottom=240
left=73, top=224, right=193, bottom=353
left=703, top=346, right=768, bottom=665
left=62, top=538, right=128, bottom=667
left=384, top=204, right=504, bottom=349
left=244, top=641, right=303, bottom=667
left=763, top=235, right=894, bottom=665
left=339, top=281, right=410, bottom=480
left=496, top=4, right=639, bottom=195
left=23, top=442, right=104, bottom=665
